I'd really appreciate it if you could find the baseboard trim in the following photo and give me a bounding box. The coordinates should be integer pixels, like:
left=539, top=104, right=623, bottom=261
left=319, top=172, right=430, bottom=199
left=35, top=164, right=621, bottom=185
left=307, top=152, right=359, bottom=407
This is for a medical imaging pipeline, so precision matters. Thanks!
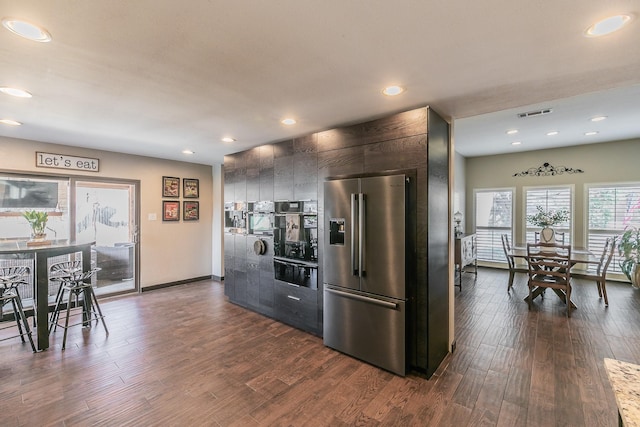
left=141, top=275, right=213, bottom=292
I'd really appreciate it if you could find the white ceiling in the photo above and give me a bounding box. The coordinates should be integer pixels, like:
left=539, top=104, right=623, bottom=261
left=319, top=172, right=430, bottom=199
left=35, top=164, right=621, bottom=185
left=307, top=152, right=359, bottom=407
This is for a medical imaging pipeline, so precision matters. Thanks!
left=1, top=1, right=639, bottom=166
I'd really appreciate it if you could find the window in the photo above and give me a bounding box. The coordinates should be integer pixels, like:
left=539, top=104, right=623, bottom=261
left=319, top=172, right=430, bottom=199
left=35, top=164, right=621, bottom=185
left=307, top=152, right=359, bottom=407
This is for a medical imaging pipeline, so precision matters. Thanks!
left=587, top=184, right=640, bottom=274
left=0, top=175, right=70, bottom=240
left=474, top=188, right=514, bottom=262
left=524, top=186, right=572, bottom=243
left=0, top=173, right=139, bottom=300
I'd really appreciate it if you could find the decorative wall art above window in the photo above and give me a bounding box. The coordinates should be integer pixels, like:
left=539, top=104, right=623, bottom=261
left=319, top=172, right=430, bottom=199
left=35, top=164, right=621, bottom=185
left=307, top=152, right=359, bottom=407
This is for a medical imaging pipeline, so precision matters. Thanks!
left=513, top=162, right=584, bottom=177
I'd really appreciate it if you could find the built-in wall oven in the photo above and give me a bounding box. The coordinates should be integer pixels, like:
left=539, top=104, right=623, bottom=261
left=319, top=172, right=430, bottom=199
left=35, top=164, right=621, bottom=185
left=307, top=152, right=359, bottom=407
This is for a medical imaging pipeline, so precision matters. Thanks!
left=273, top=200, right=318, bottom=289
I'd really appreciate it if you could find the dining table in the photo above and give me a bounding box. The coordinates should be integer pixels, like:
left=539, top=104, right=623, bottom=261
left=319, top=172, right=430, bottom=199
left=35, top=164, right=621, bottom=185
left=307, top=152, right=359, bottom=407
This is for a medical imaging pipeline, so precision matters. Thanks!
left=507, top=244, right=600, bottom=309
left=0, top=239, right=95, bottom=351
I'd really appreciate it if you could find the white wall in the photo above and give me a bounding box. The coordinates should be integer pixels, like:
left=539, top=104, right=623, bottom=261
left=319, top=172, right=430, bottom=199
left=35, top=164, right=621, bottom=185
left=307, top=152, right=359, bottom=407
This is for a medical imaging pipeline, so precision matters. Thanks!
left=0, top=136, right=215, bottom=288
left=453, top=151, right=466, bottom=232
left=211, top=164, right=224, bottom=279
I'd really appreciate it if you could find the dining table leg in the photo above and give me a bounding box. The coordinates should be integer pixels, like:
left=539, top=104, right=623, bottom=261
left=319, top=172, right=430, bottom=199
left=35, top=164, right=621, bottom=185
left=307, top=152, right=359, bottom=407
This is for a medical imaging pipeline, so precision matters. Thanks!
left=524, top=286, right=577, bottom=309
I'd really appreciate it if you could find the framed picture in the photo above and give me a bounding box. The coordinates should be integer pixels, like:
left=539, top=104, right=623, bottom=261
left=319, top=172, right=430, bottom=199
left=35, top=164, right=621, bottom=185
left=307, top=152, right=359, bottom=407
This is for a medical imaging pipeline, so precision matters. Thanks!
left=183, top=178, right=199, bottom=198
left=162, top=176, right=180, bottom=198
left=163, top=200, right=180, bottom=221
left=183, top=201, right=199, bottom=221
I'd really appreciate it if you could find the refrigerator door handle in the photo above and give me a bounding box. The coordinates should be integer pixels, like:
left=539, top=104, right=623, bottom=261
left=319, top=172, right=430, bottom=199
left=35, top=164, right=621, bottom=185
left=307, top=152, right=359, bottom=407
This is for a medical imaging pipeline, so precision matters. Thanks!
left=325, top=287, right=398, bottom=309
left=358, top=193, right=365, bottom=277
left=351, top=193, right=358, bottom=276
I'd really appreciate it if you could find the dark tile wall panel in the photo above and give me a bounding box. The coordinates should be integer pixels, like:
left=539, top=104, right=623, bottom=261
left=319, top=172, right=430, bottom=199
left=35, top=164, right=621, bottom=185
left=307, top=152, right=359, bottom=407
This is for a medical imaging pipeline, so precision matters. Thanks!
left=360, top=108, right=428, bottom=146
left=317, top=146, right=365, bottom=180
left=273, top=140, right=294, bottom=201
left=246, top=147, right=261, bottom=201
left=363, top=135, right=427, bottom=173
left=259, top=145, right=274, bottom=201
left=317, top=124, right=364, bottom=152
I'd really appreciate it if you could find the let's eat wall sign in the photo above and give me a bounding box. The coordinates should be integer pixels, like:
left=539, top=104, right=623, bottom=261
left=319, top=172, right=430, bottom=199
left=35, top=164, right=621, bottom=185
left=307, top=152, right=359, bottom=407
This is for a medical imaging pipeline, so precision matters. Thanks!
left=35, top=152, right=100, bottom=172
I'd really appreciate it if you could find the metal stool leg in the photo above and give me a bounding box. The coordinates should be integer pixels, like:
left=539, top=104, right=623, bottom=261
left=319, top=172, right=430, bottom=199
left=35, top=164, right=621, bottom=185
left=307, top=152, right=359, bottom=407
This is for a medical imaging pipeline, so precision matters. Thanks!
left=13, top=293, right=36, bottom=352
left=10, top=298, right=26, bottom=342
left=86, top=286, right=108, bottom=335
left=61, top=288, right=76, bottom=351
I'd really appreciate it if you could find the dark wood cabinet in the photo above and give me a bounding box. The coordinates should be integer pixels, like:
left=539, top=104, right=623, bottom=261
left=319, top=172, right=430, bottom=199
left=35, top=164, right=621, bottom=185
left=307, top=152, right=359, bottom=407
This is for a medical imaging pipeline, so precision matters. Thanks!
left=259, top=145, right=274, bottom=201
left=273, top=140, right=294, bottom=201
left=273, top=280, right=318, bottom=333
left=223, top=106, right=450, bottom=376
left=223, top=233, right=235, bottom=298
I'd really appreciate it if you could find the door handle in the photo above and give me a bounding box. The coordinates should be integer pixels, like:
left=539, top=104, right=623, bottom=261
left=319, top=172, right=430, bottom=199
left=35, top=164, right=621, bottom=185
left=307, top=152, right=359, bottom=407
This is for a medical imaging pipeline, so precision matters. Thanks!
left=325, top=287, right=398, bottom=309
left=359, top=193, right=365, bottom=278
left=351, top=193, right=358, bottom=276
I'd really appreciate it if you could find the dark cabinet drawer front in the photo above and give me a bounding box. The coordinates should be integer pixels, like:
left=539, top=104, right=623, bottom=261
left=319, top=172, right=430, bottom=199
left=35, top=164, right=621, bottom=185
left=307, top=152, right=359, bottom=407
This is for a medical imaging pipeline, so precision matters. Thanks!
left=274, top=281, right=317, bottom=331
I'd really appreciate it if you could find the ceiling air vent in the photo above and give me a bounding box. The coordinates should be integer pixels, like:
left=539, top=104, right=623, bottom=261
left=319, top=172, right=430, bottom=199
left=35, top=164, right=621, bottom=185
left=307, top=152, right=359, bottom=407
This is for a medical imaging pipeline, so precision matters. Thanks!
left=517, top=108, right=553, bottom=119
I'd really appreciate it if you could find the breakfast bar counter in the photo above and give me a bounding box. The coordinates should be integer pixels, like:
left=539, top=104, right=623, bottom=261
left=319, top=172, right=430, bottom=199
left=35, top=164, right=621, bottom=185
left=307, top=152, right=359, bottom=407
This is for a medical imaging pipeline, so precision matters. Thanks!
left=0, top=239, right=95, bottom=350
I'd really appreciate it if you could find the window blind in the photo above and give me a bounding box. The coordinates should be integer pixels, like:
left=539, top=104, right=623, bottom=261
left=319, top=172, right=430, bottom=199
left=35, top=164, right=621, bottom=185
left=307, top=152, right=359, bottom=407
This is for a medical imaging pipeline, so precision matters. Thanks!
left=587, top=184, right=640, bottom=274
left=474, top=189, right=513, bottom=262
left=524, top=186, right=572, bottom=243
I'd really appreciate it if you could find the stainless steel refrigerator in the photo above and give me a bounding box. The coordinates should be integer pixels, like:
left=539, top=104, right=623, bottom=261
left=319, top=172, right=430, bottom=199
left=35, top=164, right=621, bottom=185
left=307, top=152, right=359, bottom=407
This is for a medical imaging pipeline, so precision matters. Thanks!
left=323, top=173, right=411, bottom=376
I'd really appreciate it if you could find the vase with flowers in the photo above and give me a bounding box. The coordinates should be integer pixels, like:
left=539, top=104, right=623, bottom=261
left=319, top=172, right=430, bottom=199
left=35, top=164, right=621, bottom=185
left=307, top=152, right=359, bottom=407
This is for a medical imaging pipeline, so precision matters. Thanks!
left=526, top=206, right=569, bottom=243
left=22, top=210, right=49, bottom=242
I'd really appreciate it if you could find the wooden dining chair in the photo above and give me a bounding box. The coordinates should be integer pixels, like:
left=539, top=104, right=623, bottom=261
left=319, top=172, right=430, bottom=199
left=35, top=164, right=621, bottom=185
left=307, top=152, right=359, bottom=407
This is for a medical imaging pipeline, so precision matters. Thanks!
left=501, top=234, right=528, bottom=292
left=534, top=231, right=566, bottom=245
left=526, top=242, right=574, bottom=317
left=572, top=236, right=617, bottom=306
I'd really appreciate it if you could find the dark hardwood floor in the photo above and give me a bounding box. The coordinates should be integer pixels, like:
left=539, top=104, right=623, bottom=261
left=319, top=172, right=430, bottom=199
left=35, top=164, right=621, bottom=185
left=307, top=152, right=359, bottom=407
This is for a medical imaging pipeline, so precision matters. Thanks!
left=1, top=267, right=639, bottom=426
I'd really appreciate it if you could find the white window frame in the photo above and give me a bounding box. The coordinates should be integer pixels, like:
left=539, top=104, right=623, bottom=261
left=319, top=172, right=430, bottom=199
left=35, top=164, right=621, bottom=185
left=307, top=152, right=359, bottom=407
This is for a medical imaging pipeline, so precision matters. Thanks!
left=473, top=187, right=515, bottom=263
left=585, top=181, right=640, bottom=276
left=523, top=185, right=574, bottom=244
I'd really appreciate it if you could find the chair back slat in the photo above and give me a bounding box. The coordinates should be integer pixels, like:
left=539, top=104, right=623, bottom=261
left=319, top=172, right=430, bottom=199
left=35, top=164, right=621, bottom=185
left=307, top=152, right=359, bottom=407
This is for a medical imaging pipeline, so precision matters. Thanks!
left=534, top=231, right=566, bottom=245
left=501, top=234, right=514, bottom=268
left=597, top=236, right=617, bottom=276
left=526, top=242, right=572, bottom=286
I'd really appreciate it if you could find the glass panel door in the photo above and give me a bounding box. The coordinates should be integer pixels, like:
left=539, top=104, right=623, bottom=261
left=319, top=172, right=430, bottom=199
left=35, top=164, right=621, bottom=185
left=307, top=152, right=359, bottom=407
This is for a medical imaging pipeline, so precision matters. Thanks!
left=75, top=180, right=138, bottom=295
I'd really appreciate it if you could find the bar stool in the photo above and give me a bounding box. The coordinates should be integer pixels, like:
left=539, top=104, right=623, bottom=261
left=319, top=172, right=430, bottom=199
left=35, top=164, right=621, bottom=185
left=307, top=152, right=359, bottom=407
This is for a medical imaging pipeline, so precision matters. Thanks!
left=49, top=263, right=108, bottom=350
left=0, top=266, right=37, bottom=352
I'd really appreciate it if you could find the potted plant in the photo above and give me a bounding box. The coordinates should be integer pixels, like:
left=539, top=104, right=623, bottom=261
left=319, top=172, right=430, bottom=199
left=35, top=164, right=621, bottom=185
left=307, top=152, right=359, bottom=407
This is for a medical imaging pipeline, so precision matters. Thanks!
left=618, top=225, right=640, bottom=288
left=22, top=210, right=49, bottom=241
left=526, top=205, right=569, bottom=243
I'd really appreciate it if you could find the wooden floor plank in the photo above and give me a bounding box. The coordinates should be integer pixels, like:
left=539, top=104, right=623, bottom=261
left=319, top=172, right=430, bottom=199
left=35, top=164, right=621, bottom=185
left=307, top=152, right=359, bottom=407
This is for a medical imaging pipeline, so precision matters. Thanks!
left=0, top=269, right=636, bottom=426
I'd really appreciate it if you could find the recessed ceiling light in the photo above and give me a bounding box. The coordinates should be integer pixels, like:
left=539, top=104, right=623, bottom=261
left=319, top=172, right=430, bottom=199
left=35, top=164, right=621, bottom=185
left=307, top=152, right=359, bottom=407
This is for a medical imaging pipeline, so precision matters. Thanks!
left=2, top=18, right=52, bottom=42
left=0, top=119, right=21, bottom=126
left=221, top=137, right=236, bottom=143
left=0, top=87, right=32, bottom=98
left=590, top=116, right=608, bottom=122
left=511, top=141, right=522, bottom=146
left=585, top=131, right=599, bottom=136
left=546, top=131, right=559, bottom=136
left=281, top=118, right=296, bottom=125
left=382, top=85, right=405, bottom=96
left=585, top=14, right=632, bottom=37
left=506, top=129, right=519, bottom=135
left=182, top=149, right=194, bottom=155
